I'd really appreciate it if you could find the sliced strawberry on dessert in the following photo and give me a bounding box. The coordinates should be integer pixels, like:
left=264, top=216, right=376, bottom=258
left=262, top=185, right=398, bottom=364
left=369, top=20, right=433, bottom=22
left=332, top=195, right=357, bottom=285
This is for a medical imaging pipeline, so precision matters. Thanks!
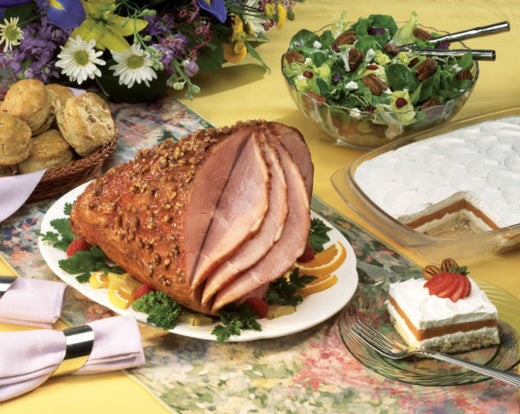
left=424, top=272, right=451, bottom=293
left=245, top=297, right=269, bottom=319
left=66, top=238, right=91, bottom=256
left=451, top=275, right=472, bottom=301
left=435, top=274, right=461, bottom=299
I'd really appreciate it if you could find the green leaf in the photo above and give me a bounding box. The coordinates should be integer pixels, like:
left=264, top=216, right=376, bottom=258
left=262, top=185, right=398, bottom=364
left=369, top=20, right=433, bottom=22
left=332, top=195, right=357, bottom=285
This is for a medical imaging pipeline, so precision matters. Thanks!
left=386, top=63, right=419, bottom=92
left=211, top=303, right=261, bottom=342
left=245, top=42, right=270, bottom=72
left=133, top=291, right=181, bottom=329
left=289, top=29, right=319, bottom=49
left=197, top=40, right=224, bottom=72
left=308, top=217, right=332, bottom=253
left=266, top=268, right=317, bottom=306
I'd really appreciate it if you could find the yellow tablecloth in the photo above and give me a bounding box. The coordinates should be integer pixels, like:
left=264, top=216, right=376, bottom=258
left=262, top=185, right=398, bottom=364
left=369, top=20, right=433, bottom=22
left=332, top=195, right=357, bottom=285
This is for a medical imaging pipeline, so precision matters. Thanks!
left=2, top=0, right=519, bottom=412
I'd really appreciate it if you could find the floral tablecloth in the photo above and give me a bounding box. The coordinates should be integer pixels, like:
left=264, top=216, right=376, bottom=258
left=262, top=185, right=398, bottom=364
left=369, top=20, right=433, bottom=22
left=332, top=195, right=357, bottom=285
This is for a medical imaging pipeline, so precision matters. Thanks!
left=1, top=97, right=518, bottom=413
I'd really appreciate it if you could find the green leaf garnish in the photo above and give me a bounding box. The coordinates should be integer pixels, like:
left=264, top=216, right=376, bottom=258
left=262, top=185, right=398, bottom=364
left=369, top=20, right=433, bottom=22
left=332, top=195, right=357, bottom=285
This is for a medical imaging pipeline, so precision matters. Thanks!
left=212, top=303, right=261, bottom=342
left=133, top=291, right=182, bottom=330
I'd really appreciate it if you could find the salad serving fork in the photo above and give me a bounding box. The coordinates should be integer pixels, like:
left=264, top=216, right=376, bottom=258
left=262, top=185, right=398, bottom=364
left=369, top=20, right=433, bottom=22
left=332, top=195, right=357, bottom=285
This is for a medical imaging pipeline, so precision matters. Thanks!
left=394, top=21, right=510, bottom=61
left=348, top=313, right=520, bottom=387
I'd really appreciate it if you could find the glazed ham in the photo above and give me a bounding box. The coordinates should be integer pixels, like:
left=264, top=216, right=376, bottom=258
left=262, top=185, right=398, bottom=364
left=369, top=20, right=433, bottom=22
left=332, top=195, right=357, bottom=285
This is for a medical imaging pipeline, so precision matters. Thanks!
left=70, top=120, right=313, bottom=315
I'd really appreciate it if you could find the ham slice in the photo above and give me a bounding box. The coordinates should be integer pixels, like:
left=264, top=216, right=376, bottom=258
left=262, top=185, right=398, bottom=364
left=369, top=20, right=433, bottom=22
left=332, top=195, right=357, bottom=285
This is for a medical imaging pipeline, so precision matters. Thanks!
left=190, top=132, right=269, bottom=288
left=211, top=135, right=310, bottom=312
left=201, top=138, right=288, bottom=306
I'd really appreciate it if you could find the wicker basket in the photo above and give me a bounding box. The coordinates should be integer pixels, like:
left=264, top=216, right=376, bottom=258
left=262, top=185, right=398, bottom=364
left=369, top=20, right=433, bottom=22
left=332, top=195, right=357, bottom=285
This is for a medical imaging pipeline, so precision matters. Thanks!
left=27, top=133, right=118, bottom=203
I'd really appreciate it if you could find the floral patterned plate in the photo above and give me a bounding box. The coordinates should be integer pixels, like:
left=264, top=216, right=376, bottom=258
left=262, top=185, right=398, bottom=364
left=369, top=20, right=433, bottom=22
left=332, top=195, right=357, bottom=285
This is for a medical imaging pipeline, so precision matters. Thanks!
left=39, top=182, right=359, bottom=341
left=339, top=279, right=520, bottom=385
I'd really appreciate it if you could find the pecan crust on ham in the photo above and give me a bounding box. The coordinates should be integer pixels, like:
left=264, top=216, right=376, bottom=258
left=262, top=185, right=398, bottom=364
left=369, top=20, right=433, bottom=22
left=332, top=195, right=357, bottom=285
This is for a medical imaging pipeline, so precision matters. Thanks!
left=70, top=120, right=313, bottom=315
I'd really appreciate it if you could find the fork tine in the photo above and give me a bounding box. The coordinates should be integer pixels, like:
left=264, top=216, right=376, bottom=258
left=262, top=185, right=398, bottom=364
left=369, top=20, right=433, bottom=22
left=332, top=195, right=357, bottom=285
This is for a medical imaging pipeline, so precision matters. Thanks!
left=349, top=313, right=396, bottom=354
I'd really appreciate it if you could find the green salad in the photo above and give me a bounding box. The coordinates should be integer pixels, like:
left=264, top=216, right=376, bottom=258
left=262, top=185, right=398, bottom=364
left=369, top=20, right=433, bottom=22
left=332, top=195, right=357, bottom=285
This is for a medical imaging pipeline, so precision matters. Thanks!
left=282, top=13, right=476, bottom=140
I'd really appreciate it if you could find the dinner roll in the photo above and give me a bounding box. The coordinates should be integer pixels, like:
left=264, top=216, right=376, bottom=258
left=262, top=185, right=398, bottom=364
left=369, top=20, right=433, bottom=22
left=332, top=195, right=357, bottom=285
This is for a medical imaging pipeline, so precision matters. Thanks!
left=56, top=92, right=116, bottom=156
left=0, top=113, right=32, bottom=165
left=46, top=83, right=74, bottom=114
left=18, top=129, right=74, bottom=174
left=0, top=79, right=52, bottom=135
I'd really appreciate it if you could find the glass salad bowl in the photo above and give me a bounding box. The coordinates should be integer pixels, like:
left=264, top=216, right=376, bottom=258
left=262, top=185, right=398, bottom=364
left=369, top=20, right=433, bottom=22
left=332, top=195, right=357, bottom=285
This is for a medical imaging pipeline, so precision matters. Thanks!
left=281, top=14, right=480, bottom=150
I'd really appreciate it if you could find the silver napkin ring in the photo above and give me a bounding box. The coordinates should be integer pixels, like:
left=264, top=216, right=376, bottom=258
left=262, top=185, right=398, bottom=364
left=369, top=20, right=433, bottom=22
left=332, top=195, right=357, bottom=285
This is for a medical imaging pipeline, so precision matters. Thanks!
left=52, top=325, right=95, bottom=377
left=0, top=276, right=16, bottom=299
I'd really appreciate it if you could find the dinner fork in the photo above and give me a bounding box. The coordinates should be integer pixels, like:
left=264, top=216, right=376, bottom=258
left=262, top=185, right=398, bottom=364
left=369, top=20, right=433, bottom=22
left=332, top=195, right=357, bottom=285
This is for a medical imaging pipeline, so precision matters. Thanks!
left=349, top=313, right=520, bottom=387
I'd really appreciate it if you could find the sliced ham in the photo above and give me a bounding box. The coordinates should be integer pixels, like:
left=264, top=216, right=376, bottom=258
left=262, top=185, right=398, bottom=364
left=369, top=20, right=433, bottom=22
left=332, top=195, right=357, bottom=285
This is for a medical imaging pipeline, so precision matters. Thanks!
left=268, top=122, right=314, bottom=200
left=70, top=120, right=313, bottom=316
left=211, top=134, right=310, bottom=312
left=190, top=132, right=269, bottom=289
left=201, top=138, right=288, bottom=306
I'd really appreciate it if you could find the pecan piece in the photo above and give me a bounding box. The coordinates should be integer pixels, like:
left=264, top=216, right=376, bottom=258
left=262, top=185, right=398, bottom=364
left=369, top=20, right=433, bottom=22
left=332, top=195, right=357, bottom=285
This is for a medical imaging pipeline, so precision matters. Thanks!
left=422, top=265, right=441, bottom=280
left=334, top=30, right=357, bottom=47
left=413, top=27, right=433, bottom=41
left=383, top=43, right=400, bottom=55
left=347, top=47, right=364, bottom=72
left=284, top=50, right=305, bottom=64
left=415, top=58, right=438, bottom=81
left=420, top=98, right=441, bottom=110
left=362, top=73, right=388, bottom=96
left=457, top=69, right=473, bottom=80
left=441, top=258, right=458, bottom=273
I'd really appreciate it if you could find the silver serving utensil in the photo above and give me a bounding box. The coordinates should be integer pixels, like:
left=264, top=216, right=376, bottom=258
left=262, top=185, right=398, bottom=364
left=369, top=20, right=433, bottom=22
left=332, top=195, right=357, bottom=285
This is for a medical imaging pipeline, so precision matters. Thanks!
left=348, top=313, right=520, bottom=387
left=427, top=21, right=510, bottom=45
left=404, top=48, right=496, bottom=61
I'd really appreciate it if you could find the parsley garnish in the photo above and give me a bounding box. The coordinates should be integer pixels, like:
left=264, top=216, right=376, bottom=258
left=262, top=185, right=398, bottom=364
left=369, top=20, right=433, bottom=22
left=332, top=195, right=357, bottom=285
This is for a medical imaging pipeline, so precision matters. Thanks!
left=133, top=291, right=182, bottom=329
left=211, top=303, right=261, bottom=342
left=309, top=217, right=331, bottom=253
left=39, top=202, right=124, bottom=282
left=58, top=245, right=124, bottom=283
left=266, top=268, right=317, bottom=307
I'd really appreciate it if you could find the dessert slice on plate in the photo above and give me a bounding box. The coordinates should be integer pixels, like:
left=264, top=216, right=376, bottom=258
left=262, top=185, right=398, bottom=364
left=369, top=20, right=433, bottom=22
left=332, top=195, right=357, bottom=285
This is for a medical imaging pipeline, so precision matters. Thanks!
left=387, top=258, right=500, bottom=353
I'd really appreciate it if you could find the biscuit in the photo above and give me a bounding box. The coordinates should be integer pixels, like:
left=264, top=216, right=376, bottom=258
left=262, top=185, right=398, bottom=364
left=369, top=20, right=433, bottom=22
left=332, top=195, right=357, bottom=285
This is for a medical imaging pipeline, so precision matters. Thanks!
left=46, top=83, right=74, bottom=114
left=0, top=113, right=32, bottom=165
left=56, top=92, right=116, bottom=156
left=0, top=79, right=52, bottom=135
left=18, top=129, right=74, bottom=173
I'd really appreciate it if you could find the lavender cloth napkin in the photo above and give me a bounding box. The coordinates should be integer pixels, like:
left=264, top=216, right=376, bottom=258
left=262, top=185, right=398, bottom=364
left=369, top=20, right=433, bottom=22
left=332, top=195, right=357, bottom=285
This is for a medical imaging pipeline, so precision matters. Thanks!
left=0, top=277, right=66, bottom=328
left=0, top=315, right=145, bottom=402
left=0, top=170, right=47, bottom=222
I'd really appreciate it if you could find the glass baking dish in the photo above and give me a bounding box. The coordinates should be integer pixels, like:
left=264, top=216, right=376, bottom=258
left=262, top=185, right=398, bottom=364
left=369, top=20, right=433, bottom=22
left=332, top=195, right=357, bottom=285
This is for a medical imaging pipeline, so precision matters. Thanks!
left=331, top=107, right=520, bottom=262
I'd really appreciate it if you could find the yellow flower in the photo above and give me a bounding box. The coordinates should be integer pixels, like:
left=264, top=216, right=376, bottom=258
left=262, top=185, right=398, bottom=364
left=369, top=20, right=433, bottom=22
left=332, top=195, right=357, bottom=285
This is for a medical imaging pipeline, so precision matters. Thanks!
left=276, top=4, right=287, bottom=30
left=264, top=4, right=275, bottom=17
left=223, top=42, right=247, bottom=63
left=71, top=0, right=147, bottom=52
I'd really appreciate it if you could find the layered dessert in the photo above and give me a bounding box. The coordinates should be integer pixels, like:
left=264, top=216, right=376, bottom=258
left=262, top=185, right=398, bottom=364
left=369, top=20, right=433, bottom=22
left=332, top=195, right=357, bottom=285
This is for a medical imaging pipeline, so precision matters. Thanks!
left=387, top=259, right=500, bottom=353
left=354, top=116, right=520, bottom=242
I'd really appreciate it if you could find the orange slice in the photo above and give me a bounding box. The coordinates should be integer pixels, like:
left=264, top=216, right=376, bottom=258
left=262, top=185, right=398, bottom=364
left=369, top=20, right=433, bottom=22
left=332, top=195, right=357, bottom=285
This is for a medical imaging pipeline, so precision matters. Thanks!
left=107, top=287, right=133, bottom=309
left=296, top=274, right=338, bottom=296
left=296, top=241, right=347, bottom=277
left=89, top=271, right=108, bottom=289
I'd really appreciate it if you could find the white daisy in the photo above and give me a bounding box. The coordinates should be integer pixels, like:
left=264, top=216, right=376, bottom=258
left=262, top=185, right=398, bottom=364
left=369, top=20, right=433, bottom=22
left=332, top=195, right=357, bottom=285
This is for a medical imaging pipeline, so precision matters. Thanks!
left=109, top=43, right=157, bottom=89
left=242, top=0, right=266, bottom=36
left=56, top=36, right=105, bottom=85
left=0, top=17, right=23, bottom=52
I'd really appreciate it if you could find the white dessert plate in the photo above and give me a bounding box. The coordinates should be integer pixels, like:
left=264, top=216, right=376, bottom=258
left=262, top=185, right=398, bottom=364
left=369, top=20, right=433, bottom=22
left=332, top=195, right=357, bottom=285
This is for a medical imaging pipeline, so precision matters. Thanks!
left=39, top=182, right=359, bottom=342
left=338, top=278, right=520, bottom=385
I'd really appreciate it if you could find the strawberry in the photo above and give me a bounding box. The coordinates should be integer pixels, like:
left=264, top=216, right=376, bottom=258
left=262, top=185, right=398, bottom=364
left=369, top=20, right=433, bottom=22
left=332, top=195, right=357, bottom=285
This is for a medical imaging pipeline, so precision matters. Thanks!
left=66, top=238, right=91, bottom=256
left=245, top=297, right=269, bottom=319
left=425, top=271, right=472, bottom=301
left=297, top=242, right=315, bottom=263
left=133, top=283, right=152, bottom=300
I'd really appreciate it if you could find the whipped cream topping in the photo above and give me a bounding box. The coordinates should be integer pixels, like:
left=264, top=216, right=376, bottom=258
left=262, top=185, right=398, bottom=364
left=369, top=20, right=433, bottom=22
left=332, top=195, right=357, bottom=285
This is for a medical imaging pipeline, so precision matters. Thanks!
left=388, top=278, right=498, bottom=330
left=354, top=116, right=520, bottom=227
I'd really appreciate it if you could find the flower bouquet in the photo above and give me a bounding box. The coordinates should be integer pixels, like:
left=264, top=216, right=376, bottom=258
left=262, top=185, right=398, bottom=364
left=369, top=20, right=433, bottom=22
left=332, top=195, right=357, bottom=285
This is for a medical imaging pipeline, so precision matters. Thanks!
left=0, top=0, right=299, bottom=102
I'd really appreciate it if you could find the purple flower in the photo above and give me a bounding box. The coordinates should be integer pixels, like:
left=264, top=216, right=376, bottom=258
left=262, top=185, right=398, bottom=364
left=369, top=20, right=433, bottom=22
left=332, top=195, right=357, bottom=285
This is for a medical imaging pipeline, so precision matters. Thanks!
left=182, top=59, right=199, bottom=77
left=196, top=0, right=226, bottom=23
